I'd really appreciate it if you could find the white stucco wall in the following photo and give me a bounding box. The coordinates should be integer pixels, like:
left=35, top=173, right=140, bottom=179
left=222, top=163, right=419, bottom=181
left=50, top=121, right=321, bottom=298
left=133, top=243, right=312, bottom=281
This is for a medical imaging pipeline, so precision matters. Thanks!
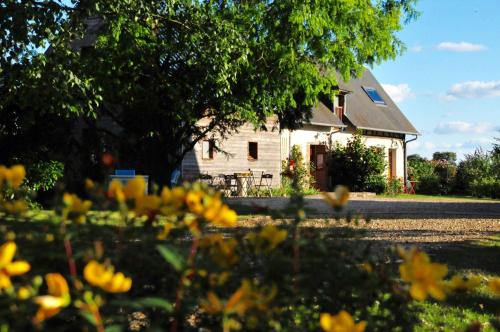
left=284, top=129, right=406, bottom=179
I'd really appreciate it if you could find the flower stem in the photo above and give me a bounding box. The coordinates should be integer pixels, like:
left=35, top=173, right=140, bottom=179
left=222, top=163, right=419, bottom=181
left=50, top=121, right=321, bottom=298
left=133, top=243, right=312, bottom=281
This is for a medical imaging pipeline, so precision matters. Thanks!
left=170, top=237, right=199, bottom=332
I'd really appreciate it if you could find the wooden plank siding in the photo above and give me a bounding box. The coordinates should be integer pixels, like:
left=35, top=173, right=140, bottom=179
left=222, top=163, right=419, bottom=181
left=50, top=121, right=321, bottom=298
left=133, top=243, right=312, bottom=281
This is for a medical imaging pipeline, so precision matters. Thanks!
left=181, top=120, right=282, bottom=186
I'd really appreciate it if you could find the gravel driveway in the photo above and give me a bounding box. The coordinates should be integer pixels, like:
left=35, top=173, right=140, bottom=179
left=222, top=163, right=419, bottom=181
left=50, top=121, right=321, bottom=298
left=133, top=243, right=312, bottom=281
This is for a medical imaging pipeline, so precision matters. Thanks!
left=228, top=195, right=500, bottom=219
left=227, top=196, right=500, bottom=248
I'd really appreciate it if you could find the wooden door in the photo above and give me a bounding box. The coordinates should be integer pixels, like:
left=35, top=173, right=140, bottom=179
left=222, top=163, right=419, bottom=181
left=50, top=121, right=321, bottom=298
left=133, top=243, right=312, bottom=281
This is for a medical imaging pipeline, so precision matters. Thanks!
left=388, top=149, right=395, bottom=179
left=310, top=145, right=328, bottom=191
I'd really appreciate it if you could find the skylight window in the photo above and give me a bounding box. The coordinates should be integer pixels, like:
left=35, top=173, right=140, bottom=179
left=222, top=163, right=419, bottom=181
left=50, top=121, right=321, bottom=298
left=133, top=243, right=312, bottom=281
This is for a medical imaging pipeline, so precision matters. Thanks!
left=362, top=86, right=386, bottom=105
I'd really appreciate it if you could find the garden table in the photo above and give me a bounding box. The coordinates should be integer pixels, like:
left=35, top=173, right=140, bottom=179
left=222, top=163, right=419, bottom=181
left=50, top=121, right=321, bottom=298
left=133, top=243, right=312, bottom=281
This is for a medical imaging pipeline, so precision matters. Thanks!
left=405, top=180, right=418, bottom=194
left=234, top=172, right=253, bottom=196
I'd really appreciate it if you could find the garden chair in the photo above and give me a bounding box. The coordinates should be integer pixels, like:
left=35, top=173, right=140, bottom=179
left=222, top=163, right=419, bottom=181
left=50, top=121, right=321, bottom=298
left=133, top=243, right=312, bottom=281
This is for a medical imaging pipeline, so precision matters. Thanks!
left=198, top=173, right=214, bottom=186
left=255, top=173, right=273, bottom=197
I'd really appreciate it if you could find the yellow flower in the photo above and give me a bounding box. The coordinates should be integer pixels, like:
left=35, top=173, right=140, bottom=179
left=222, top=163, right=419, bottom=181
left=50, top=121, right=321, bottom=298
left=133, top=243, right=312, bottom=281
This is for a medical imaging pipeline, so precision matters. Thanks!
left=108, top=177, right=146, bottom=205
left=446, top=275, right=482, bottom=293
left=0, top=241, right=31, bottom=290
left=360, top=262, right=373, bottom=274
left=34, top=273, right=71, bottom=322
left=84, top=179, right=95, bottom=190
left=201, top=234, right=239, bottom=268
left=123, top=177, right=146, bottom=200
left=398, top=247, right=448, bottom=301
left=245, top=225, right=288, bottom=252
left=107, top=180, right=125, bottom=202
left=157, top=222, right=175, bottom=240
left=322, top=185, right=350, bottom=209
left=201, top=279, right=276, bottom=317
left=320, top=311, right=366, bottom=332
left=488, top=277, right=500, bottom=296
left=134, top=195, right=161, bottom=217
left=259, top=225, right=287, bottom=251
left=0, top=165, right=26, bottom=189
left=186, top=190, right=204, bottom=215
left=83, top=260, right=132, bottom=293
left=2, top=199, right=28, bottom=215
left=63, top=193, right=92, bottom=224
left=17, top=286, right=31, bottom=300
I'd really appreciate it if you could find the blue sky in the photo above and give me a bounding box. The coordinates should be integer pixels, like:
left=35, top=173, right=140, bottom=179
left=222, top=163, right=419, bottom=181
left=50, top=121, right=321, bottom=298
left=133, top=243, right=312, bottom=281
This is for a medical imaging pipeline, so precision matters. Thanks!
left=371, top=0, right=500, bottom=160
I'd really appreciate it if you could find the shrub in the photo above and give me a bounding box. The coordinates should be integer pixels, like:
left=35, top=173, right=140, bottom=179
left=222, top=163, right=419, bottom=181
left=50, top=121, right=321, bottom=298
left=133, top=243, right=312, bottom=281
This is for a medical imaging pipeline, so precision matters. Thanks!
left=455, top=149, right=493, bottom=195
left=408, top=156, right=434, bottom=182
left=408, top=155, right=456, bottom=195
left=365, top=175, right=387, bottom=194
left=281, top=145, right=315, bottom=195
left=432, top=160, right=457, bottom=195
left=25, top=160, right=65, bottom=192
left=470, top=176, right=500, bottom=198
left=386, top=178, right=404, bottom=196
left=417, top=174, right=441, bottom=195
left=327, top=133, right=386, bottom=192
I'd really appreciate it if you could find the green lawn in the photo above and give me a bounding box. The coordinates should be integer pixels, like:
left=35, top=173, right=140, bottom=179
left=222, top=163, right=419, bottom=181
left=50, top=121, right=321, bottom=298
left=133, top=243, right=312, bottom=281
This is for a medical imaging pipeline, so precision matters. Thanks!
left=377, top=193, right=500, bottom=202
left=412, top=237, right=500, bottom=331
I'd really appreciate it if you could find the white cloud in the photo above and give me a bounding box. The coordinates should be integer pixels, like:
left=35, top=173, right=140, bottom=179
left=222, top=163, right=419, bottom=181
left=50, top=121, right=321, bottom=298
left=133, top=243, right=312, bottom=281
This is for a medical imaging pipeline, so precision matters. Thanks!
left=410, top=45, right=423, bottom=53
left=434, top=121, right=498, bottom=134
left=437, top=41, right=486, bottom=52
left=435, top=121, right=471, bottom=134
left=381, top=83, right=414, bottom=103
left=461, top=138, right=493, bottom=149
left=424, top=142, right=436, bottom=150
left=445, top=80, right=500, bottom=99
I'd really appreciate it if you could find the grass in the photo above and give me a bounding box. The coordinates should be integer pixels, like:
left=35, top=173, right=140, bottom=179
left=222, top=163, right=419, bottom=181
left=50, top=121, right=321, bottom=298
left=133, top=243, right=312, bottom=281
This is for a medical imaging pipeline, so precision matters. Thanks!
left=377, top=193, right=500, bottom=202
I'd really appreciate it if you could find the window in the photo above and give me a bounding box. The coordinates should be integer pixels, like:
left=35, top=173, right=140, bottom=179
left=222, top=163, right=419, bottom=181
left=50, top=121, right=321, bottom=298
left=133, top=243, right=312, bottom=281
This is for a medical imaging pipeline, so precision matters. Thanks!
left=248, top=142, right=258, bottom=160
left=362, top=86, right=386, bottom=105
left=202, top=140, right=215, bottom=160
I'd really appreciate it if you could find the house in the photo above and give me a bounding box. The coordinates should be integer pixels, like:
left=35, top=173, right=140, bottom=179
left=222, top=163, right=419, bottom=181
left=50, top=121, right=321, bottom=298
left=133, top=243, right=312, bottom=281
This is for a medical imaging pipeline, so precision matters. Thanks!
left=182, top=68, right=419, bottom=191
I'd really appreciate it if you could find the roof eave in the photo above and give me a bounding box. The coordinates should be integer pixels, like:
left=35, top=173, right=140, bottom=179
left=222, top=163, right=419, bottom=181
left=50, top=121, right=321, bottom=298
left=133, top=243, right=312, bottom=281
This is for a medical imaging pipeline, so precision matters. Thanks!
left=355, top=126, right=420, bottom=136
left=308, top=121, right=347, bottom=128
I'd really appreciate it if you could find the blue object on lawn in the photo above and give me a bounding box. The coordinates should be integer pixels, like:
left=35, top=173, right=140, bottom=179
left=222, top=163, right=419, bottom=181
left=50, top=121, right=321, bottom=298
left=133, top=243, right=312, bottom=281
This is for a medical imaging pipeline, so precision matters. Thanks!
left=170, top=169, right=181, bottom=187
left=115, top=169, right=135, bottom=176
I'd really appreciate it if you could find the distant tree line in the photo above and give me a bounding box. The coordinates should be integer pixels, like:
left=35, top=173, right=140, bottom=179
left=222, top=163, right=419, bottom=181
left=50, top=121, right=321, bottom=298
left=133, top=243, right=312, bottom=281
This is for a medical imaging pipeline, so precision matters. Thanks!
left=408, top=143, right=500, bottom=198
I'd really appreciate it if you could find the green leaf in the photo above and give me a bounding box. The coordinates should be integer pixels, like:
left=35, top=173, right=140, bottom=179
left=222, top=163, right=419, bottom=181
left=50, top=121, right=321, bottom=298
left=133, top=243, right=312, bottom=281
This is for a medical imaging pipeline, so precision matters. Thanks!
left=156, top=244, right=185, bottom=271
left=80, top=311, right=97, bottom=326
left=113, top=297, right=173, bottom=312
left=104, top=325, right=123, bottom=332
left=135, top=297, right=173, bottom=312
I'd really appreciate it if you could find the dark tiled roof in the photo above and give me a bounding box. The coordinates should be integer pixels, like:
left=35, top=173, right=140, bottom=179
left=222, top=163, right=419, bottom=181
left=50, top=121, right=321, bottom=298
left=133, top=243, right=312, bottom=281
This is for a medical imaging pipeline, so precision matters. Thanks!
left=70, top=17, right=104, bottom=49
left=336, top=69, right=419, bottom=135
left=309, top=101, right=346, bottom=127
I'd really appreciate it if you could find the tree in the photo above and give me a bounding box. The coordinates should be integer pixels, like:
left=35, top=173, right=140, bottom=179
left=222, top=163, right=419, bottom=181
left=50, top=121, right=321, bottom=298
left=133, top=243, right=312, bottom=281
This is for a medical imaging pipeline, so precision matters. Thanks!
left=432, top=152, right=457, bottom=165
left=407, top=154, right=426, bottom=163
left=1, top=0, right=418, bottom=185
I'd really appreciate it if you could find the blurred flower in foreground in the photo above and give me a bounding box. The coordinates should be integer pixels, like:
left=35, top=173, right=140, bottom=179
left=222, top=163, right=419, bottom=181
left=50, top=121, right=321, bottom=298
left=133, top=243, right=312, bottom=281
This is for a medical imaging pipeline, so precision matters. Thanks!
left=446, top=275, right=481, bottom=293
left=320, top=310, right=366, bottom=332
left=201, top=279, right=276, bottom=317
left=0, top=241, right=31, bottom=289
left=245, top=224, right=288, bottom=253
left=84, top=260, right=132, bottom=293
left=2, top=200, right=28, bottom=215
left=488, top=277, right=500, bottom=296
left=0, top=165, right=26, bottom=189
left=398, top=247, right=448, bottom=301
left=34, top=273, right=71, bottom=322
left=63, top=193, right=92, bottom=224
left=322, top=185, right=350, bottom=210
